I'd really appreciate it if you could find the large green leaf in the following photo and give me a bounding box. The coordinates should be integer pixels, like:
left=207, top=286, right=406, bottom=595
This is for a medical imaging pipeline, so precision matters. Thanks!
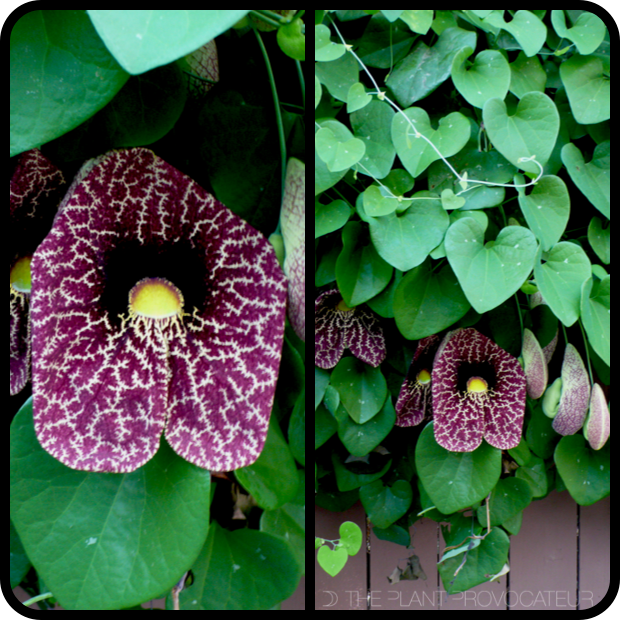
left=393, top=259, right=470, bottom=339
left=482, top=10, right=546, bottom=57
left=330, top=357, right=387, bottom=424
left=516, top=174, right=570, bottom=251
left=554, top=435, right=610, bottom=506
left=415, top=423, right=501, bottom=514
left=580, top=276, right=610, bottom=367
left=451, top=47, right=510, bottom=109
left=561, top=142, right=610, bottom=219
left=235, top=415, right=300, bottom=510
left=482, top=91, right=559, bottom=174
left=88, top=10, right=249, bottom=74
left=445, top=218, right=537, bottom=313
left=336, top=221, right=393, bottom=306
left=359, top=479, right=413, bottom=529
left=533, top=242, right=592, bottom=326
left=438, top=527, right=510, bottom=594
left=10, top=10, right=129, bottom=157
left=391, top=108, right=470, bottom=177
left=367, top=193, right=450, bottom=271
left=10, top=398, right=211, bottom=610
left=176, top=523, right=300, bottom=609
left=476, top=478, right=533, bottom=527
left=560, top=54, right=610, bottom=125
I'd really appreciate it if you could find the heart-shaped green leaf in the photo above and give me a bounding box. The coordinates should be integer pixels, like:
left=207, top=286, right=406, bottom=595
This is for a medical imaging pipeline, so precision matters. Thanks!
left=441, top=188, right=466, bottom=210
left=560, top=54, right=610, bottom=125
left=476, top=478, right=533, bottom=527
left=533, top=242, right=592, bottom=327
left=451, top=47, right=510, bottom=109
left=393, top=260, right=470, bottom=339
left=482, top=10, right=546, bottom=57
left=339, top=521, right=363, bottom=556
left=347, top=82, right=372, bottom=113
left=551, top=10, right=606, bottom=55
left=561, top=141, right=610, bottom=219
left=483, top=91, right=559, bottom=174
left=317, top=545, right=348, bottom=577
left=554, top=434, right=610, bottom=505
left=359, top=479, right=412, bottom=529
left=330, top=357, right=387, bottom=424
left=516, top=174, right=570, bottom=251
left=315, top=126, right=366, bottom=172
left=391, top=108, right=470, bottom=177
left=415, top=423, right=501, bottom=514
left=315, top=74, right=322, bottom=109
left=445, top=218, right=537, bottom=313
left=438, top=527, right=509, bottom=594
left=367, top=192, right=450, bottom=271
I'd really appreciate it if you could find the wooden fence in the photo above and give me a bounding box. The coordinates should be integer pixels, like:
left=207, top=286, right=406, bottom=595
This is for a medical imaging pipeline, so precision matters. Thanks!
left=315, top=491, right=609, bottom=610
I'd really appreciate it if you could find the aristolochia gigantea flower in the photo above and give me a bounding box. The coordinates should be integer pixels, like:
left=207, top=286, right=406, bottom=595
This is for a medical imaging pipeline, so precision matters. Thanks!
left=395, top=335, right=441, bottom=427
left=30, top=148, right=287, bottom=473
left=315, top=289, right=386, bottom=370
left=432, top=328, right=527, bottom=452
left=10, top=149, right=66, bottom=395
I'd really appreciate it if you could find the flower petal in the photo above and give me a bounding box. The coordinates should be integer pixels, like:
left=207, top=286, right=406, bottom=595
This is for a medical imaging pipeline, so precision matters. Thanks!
left=344, top=305, right=386, bottom=368
left=10, top=149, right=66, bottom=395
left=315, top=289, right=346, bottom=369
left=31, top=148, right=287, bottom=472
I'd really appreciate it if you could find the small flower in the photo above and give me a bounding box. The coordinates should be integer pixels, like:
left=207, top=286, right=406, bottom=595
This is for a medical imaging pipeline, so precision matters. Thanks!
left=432, top=328, right=527, bottom=452
left=583, top=384, right=610, bottom=451
left=549, top=344, right=591, bottom=436
left=314, top=289, right=385, bottom=370
left=31, top=148, right=287, bottom=473
left=10, top=149, right=66, bottom=395
left=280, top=158, right=305, bottom=341
left=395, top=335, right=441, bottom=427
left=520, top=328, right=548, bottom=399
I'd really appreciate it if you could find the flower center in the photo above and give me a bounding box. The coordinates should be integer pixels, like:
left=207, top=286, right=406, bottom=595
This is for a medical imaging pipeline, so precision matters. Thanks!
left=467, top=376, right=489, bottom=393
left=128, top=277, right=184, bottom=319
left=336, top=298, right=354, bottom=312
left=416, top=369, right=431, bottom=385
left=10, top=256, right=32, bottom=294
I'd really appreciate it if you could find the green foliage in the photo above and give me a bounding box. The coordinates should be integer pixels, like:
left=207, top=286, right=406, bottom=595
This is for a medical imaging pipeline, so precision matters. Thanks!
left=315, top=9, right=610, bottom=594
left=11, top=9, right=305, bottom=610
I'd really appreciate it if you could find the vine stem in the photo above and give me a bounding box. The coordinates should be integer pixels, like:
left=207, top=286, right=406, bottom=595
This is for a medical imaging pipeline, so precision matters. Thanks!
left=324, top=16, right=545, bottom=201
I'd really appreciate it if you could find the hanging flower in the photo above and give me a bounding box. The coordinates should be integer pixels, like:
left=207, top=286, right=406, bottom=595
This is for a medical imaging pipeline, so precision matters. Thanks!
left=10, top=149, right=66, bottom=395
left=520, top=328, right=548, bottom=399
left=542, top=343, right=591, bottom=436
left=395, top=335, right=441, bottom=427
left=280, top=157, right=305, bottom=341
left=432, top=328, right=527, bottom=452
left=315, top=289, right=385, bottom=370
left=583, top=384, right=610, bottom=451
left=30, top=148, right=287, bottom=473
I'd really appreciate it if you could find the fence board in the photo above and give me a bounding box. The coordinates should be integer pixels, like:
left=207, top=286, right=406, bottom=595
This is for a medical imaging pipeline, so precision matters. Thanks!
left=315, top=492, right=610, bottom=610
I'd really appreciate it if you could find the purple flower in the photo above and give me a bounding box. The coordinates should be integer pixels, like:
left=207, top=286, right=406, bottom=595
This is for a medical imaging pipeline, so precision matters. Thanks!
left=432, top=328, right=527, bottom=452
left=10, top=149, right=66, bottom=395
left=30, top=148, right=287, bottom=473
left=314, top=289, right=385, bottom=370
left=395, top=335, right=441, bottom=427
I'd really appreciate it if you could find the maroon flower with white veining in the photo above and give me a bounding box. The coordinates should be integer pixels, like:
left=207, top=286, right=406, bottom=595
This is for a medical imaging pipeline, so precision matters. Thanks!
left=10, top=149, right=66, bottom=395
left=30, top=148, right=287, bottom=473
left=395, top=335, right=441, bottom=427
left=314, top=289, right=385, bottom=370
left=432, top=328, right=526, bottom=452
